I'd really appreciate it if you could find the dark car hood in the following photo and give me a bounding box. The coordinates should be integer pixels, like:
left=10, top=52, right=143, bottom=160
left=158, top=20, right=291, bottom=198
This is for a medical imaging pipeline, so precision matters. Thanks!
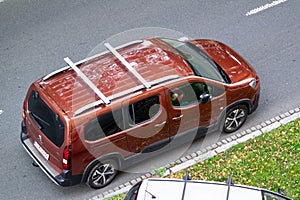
left=190, top=40, right=256, bottom=84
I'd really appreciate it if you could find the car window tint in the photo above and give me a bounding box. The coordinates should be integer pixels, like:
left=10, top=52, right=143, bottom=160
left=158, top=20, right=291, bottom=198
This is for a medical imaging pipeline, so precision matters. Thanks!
left=170, top=82, right=208, bottom=107
left=84, top=108, right=123, bottom=141
left=128, top=95, right=160, bottom=125
left=160, top=38, right=226, bottom=83
left=170, top=82, right=225, bottom=107
left=263, top=191, right=290, bottom=200
left=28, top=90, right=65, bottom=147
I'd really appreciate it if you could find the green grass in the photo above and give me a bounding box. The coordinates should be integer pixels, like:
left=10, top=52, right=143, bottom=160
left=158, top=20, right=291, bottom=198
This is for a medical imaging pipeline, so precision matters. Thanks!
left=104, top=193, right=125, bottom=200
left=173, top=119, right=300, bottom=199
left=105, top=119, right=300, bottom=200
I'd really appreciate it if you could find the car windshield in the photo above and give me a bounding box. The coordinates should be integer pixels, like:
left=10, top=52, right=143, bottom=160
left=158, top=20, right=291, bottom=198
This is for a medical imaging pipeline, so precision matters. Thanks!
left=160, top=38, right=228, bottom=83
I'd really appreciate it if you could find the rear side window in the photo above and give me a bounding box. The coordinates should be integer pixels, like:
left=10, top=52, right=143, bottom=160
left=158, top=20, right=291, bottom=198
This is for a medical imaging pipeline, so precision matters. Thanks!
left=28, top=91, right=65, bottom=147
left=84, top=108, right=123, bottom=141
left=128, top=95, right=160, bottom=125
left=84, top=95, right=160, bottom=141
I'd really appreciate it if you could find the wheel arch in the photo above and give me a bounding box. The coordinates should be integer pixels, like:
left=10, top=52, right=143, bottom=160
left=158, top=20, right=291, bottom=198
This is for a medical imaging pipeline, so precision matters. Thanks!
left=81, top=153, right=124, bottom=183
left=217, top=99, right=251, bottom=131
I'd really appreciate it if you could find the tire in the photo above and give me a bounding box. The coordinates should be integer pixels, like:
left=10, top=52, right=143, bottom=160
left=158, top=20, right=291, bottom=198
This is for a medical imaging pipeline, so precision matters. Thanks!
left=87, top=160, right=118, bottom=189
left=222, top=105, right=248, bottom=133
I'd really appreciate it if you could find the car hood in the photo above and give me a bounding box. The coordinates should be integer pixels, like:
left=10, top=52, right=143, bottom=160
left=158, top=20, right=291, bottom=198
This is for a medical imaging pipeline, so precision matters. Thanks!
left=190, top=39, right=256, bottom=84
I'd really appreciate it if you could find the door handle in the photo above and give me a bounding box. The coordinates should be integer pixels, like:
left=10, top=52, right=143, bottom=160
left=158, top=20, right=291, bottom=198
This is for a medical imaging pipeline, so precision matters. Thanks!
left=155, top=121, right=166, bottom=127
left=172, top=115, right=183, bottom=121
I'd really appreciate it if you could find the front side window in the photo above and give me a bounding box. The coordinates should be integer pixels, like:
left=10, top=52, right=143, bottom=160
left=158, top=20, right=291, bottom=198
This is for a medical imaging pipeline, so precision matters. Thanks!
left=170, top=82, right=209, bottom=107
left=128, top=95, right=160, bottom=125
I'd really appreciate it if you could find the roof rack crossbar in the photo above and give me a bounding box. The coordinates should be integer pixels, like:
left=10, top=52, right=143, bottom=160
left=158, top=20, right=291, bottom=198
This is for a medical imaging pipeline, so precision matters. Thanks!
left=64, top=57, right=110, bottom=105
left=43, top=40, right=144, bottom=81
left=226, top=174, right=234, bottom=200
left=73, top=74, right=180, bottom=116
left=104, top=42, right=151, bottom=89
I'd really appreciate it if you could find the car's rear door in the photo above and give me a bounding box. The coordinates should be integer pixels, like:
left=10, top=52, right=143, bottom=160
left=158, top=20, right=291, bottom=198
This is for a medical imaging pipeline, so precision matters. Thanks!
left=124, top=88, right=170, bottom=153
left=24, top=87, right=67, bottom=173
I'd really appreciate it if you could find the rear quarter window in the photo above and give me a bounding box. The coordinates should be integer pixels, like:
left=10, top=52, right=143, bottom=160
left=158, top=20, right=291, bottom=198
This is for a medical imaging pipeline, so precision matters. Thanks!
left=84, top=108, right=123, bottom=141
left=84, top=95, right=161, bottom=141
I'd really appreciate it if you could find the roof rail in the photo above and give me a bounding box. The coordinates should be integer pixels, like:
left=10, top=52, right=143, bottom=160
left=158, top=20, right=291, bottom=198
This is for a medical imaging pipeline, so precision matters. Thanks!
left=43, top=40, right=144, bottom=81
left=73, top=75, right=180, bottom=116
left=64, top=57, right=110, bottom=105
left=104, top=42, right=151, bottom=89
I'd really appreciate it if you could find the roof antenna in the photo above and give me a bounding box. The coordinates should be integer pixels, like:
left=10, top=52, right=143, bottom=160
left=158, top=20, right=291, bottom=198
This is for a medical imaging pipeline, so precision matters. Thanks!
left=145, top=190, right=156, bottom=199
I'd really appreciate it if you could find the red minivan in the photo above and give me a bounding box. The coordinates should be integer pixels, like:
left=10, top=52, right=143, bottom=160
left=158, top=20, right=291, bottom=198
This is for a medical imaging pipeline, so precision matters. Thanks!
left=21, top=38, right=260, bottom=188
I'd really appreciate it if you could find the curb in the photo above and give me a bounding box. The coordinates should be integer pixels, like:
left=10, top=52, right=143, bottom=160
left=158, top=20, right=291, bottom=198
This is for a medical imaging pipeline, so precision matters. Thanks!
left=92, top=106, right=300, bottom=200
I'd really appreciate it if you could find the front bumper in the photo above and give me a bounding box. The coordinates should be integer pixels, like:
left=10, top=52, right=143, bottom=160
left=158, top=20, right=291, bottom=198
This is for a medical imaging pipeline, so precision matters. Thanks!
left=250, top=87, right=260, bottom=114
left=20, top=121, right=81, bottom=187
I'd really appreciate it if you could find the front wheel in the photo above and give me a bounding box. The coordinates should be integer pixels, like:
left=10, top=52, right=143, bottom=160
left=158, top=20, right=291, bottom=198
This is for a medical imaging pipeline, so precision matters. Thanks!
left=87, top=160, right=118, bottom=189
left=222, top=105, right=248, bottom=133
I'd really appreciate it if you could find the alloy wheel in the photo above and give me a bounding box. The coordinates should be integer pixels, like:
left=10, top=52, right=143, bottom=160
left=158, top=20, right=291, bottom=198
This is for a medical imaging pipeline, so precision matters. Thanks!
left=88, top=161, right=117, bottom=189
left=223, top=105, right=248, bottom=133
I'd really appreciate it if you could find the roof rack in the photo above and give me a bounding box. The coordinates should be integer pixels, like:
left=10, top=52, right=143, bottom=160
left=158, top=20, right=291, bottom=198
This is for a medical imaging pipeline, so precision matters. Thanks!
left=43, top=40, right=144, bottom=81
left=226, top=174, right=234, bottom=200
left=104, top=42, right=151, bottom=89
left=73, top=74, right=180, bottom=116
left=64, top=57, right=110, bottom=105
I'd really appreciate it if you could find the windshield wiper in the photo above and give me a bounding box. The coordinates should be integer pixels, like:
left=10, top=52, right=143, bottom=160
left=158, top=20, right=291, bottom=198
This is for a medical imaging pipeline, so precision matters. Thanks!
left=29, top=112, right=42, bottom=130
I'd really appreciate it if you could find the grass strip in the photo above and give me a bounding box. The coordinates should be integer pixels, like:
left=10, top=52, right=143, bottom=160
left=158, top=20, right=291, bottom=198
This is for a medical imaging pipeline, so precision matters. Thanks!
left=106, top=118, right=299, bottom=199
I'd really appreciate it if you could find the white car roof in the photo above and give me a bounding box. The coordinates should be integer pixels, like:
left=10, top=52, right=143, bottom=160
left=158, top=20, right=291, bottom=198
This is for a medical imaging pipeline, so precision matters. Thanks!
left=137, top=178, right=262, bottom=200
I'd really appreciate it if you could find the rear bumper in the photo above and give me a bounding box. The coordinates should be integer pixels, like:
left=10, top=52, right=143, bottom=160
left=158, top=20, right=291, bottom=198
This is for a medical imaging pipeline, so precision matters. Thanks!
left=20, top=121, right=81, bottom=187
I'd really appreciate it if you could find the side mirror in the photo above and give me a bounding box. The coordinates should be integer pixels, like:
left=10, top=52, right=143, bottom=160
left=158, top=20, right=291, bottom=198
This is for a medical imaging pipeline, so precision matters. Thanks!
left=199, top=93, right=212, bottom=104
left=278, top=188, right=286, bottom=196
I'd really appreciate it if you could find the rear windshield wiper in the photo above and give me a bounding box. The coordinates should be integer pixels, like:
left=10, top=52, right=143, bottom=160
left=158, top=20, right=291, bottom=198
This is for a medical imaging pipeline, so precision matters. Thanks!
left=29, top=112, right=42, bottom=130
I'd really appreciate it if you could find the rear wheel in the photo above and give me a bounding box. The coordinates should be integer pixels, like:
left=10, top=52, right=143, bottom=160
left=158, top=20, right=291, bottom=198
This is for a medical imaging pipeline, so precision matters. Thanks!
left=87, top=160, right=118, bottom=189
left=222, top=105, right=248, bottom=133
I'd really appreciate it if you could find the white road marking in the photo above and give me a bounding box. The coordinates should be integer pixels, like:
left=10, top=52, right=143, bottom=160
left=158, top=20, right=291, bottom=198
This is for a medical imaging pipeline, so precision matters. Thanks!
left=0, top=0, right=5, bottom=3
left=0, top=110, right=3, bottom=115
left=245, top=0, right=288, bottom=16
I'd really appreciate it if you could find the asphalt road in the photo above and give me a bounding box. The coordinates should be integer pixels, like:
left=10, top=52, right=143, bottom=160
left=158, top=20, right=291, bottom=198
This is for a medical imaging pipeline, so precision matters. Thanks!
left=0, top=0, right=299, bottom=199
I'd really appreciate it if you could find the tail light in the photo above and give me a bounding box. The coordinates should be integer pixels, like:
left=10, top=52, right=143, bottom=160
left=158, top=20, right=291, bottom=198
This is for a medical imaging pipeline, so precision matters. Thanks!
left=22, top=110, right=27, bottom=126
left=62, top=146, right=72, bottom=170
